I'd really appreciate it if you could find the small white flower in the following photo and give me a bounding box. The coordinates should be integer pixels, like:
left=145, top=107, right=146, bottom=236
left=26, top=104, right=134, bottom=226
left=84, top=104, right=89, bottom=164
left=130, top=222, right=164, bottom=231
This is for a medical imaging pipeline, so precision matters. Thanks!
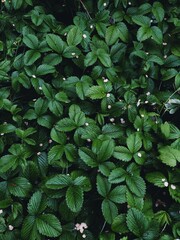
left=145, top=74, right=148, bottom=78
left=103, top=2, right=107, bottom=7
left=63, top=77, right=66, bottom=80
left=64, top=32, right=67, bottom=36
left=146, top=52, right=149, bottom=55
left=32, top=75, right=36, bottom=78
left=146, top=92, right=150, bottom=96
left=85, top=122, right=89, bottom=126
left=90, top=25, right=93, bottom=29
left=0, top=209, right=3, bottom=214
left=137, top=128, right=140, bottom=132
left=71, top=52, right=76, bottom=56
left=49, top=139, right=52, bottom=143
left=1, top=133, right=4, bottom=136
left=75, top=55, right=79, bottom=58
left=83, top=34, right=87, bottom=39
left=39, top=87, right=42, bottom=90
left=164, top=181, right=169, bottom=187
left=106, top=93, right=111, bottom=97
left=163, top=42, right=167, bottom=45
left=155, top=120, right=158, bottom=124
left=37, top=152, right=41, bottom=156
left=145, top=101, right=148, bottom=104
left=137, top=99, right=141, bottom=106
left=82, top=234, right=86, bottom=239
left=87, top=139, right=91, bottom=142
left=171, top=184, right=176, bottom=190
left=120, top=118, right=125, bottom=124
left=12, top=24, right=15, bottom=27
left=164, top=55, right=167, bottom=59
left=3, top=122, right=7, bottom=124
left=33, top=98, right=37, bottom=101
left=107, top=105, right=112, bottom=109
left=150, top=19, right=153, bottom=23
left=110, top=118, right=115, bottom=122
left=128, top=2, right=131, bottom=5
left=103, top=78, right=108, bottom=82
left=141, top=114, right=144, bottom=118
left=162, top=178, right=166, bottom=182
left=137, top=152, right=142, bottom=157
left=39, top=143, right=43, bottom=147
left=8, top=225, right=14, bottom=231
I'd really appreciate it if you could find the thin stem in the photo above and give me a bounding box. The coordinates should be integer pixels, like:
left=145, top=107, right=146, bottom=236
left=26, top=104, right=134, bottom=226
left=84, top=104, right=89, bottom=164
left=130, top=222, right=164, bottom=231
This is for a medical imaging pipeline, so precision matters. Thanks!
left=100, top=221, right=106, bottom=233
left=79, top=0, right=92, bottom=19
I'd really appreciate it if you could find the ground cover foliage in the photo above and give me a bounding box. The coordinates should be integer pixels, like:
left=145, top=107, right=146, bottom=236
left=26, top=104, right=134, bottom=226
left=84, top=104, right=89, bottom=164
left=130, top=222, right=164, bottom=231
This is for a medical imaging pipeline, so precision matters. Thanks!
left=0, top=0, right=180, bottom=239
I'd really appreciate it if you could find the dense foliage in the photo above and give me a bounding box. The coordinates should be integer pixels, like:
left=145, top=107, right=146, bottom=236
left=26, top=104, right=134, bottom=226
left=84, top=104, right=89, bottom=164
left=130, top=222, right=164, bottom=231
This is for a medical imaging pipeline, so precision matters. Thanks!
left=0, top=0, right=180, bottom=239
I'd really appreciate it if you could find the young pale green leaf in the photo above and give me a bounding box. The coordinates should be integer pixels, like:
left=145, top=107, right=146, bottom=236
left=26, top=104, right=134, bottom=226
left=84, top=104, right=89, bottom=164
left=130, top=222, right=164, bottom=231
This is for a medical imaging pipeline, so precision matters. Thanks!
left=86, top=85, right=106, bottom=99
left=48, top=145, right=64, bottom=164
left=36, top=214, right=62, bottom=237
left=46, top=34, right=64, bottom=53
left=127, top=208, right=149, bottom=237
left=126, top=175, right=146, bottom=198
left=161, top=122, right=170, bottom=139
left=105, top=26, right=120, bottom=46
left=152, top=2, right=165, bottom=22
left=108, top=168, right=127, bottom=184
left=56, top=118, right=76, bottom=132
left=23, top=34, right=39, bottom=49
left=108, top=186, right=127, bottom=204
left=97, top=49, right=112, bottom=67
left=67, top=26, right=83, bottom=46
left=113, top=146, right=133, bottom=161
left=66, top=185, right=83, bottom=212
left=96, top=174, right=111, bottom=197
left=46, top=174, right=72, bottom=189
left=159, top=146, right=180, bottom=167
left=102, top=199, right=118, bottom=224
left=127, top=133, right=142, bottom=153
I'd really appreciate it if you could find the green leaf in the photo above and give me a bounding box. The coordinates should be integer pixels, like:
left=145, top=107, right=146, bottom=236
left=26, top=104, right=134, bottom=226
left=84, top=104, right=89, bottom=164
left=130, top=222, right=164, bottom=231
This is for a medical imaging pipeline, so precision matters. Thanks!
left=48, top=145, right=64, bottom=164
left=34, top=98, right=48, bottom=116
left=113, top=146, right=133, bottom=161
left=117, top=22, right=129, bottom=43
left=67, top=26, right=83, bottom=46
left=8, top=177, right=32, bottom=197
left=132, top=15, right=151, bottom=26
left=159, top=146, right=180, bottom=167
left=21, top=216, right=40, bottom=240
left=84, top=52, right=97, bottom=67
left=46, top=174, right=72, bottom=189
left=112, top=214, right=128, bottom=233
left=28, top=191, right=47, bottom=215
left=152, top=2, right=165, bottom=22
left=96, top=174, right=111, bottom=197
left=36, top=64, right=55, bottom=76
left=127, top=133, right=142, bottom=153
left=137, top=26, right=152, bottom=42
left=126, top=175, right=146, bottom=198
left=102, top=199, right=118, bottom=224
left=24, top=50, right=41, bottom=66
left=50, top=128, right=66, bottom=144
left=105, top=26, right=119, bottom=45
left=97, top=49, right=112, bottom=67
left=145, top=172, right=167, bottom=188
left=66, top=185, right=83, bottom=212
left=151, top=26, right=163, bottom=44
left=108, top=168, right=127, bottom=184
left=108, top=186, right=127, bottom=203
left=126, top=208, right=149, bottom=237
left=56, top=118, right=76, bottom=132
left=31, top=10, right=43, bottom=26
left=0, top=155, right=17, bottom=173
left=97, top=139, right=114, bottom=162
left=23, top=34, right=39, bottom=49
left=86, top=86, right=106, bottom=99
left=78, top=147, right=98, bottom=167
left=46, top=34, right=64, bottom=53
left=36, top=214, right=62, bottom=237
left=99, top=233, right=115, bottom=240
left=12, top=0, right=23, bottom=9
left=161, top=122, right=170, bottom=139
